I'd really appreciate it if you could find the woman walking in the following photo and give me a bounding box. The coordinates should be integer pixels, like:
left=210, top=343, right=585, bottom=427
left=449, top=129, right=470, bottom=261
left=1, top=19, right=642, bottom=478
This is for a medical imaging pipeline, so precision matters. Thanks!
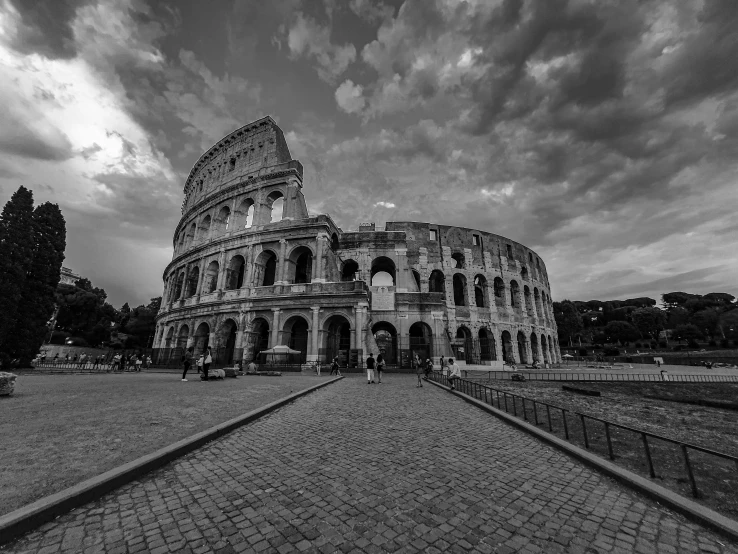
left=416, top=356, right=424, bottom=387
left=202, top=347, right=213, bottom=381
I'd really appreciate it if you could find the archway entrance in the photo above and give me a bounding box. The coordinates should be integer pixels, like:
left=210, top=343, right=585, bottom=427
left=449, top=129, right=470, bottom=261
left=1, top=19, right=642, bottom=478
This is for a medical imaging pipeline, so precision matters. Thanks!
left=501, top=330, right=513, bottom=363
left=193, top=322, right=210, bottom=357
left=479, top=328, right=496, bottom=361
left=218, top=319, right=238, bottom=365
left=517, top=331, right=528, bottom=364
left=541, top=335, right=550, bottom=364
left=372, top=321, right=398, bottom=366
left=409, top=322, right=433, bottom=366
left=454, top=326, right=473, bottom=363
left=247, top=318, right=270, bottom=362
left=282, top=316, right=309, bottom=363
left=323, top=314, right=351, bottom=366
left=530, top=332, right=539, bottom=364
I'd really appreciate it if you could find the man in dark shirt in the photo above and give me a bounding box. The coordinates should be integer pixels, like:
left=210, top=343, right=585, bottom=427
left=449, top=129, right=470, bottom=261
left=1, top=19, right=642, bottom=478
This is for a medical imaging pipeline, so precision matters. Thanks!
left=366, top=353, right=376, bottom=384
left=182, top=346, right=193, bottom=381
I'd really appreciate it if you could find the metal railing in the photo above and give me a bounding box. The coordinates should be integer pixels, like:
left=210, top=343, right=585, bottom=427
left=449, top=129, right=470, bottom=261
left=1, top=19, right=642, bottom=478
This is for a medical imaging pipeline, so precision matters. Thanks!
left=464, top=371, right=738, bottom=383
left=429, top=372, right=738, bottom=500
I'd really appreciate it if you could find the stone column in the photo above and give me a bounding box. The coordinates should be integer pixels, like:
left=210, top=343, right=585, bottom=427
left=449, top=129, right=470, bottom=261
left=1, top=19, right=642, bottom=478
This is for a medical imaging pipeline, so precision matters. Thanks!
left=350, top=307, right=357, bottom=349
left=216, top=250, right=227, bottom=290
left=395, top=248, right=407, bottom=291
left=277, top=239, right=288, bottom=284
left=536, top=337, right=545, bottom=364
left=197, top=260, right=207, bottom=295
left=309, top=306, right=321, bottom=361
left=313, top=235, right=324, bottom=283
left=492, top=327, right=502, bottom=362
left=245, top=245, right=255, bottom=287
left=355, top=303, right=366, bottom=353
left=180, top=265, right=190, bottom=300
left=525, top=338, right=533, bottom=365
left=229, top=197, right=238, bottom=234
left=270, top=309, right=281, bottom=347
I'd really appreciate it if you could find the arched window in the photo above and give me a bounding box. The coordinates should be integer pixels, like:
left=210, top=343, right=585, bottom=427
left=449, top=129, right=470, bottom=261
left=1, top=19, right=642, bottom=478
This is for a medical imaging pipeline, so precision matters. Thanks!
left=371, top=256, right=396, bottom=286
left=288, top=246, right=313, bottom=284
left=255, top=251, right=278, bottom=286
left=215, top=206, right=230, bottom=235
left=517, top=331, right=528, bottom=364
left=524, top=285, right=534, bottom=317
left=331, top=233, right=339, bottom=251
left=267, top=191, right=284, bottom=223
left=453, top=273, right=467, bottom=306
left=226, top=255, right=245, bottom=290
left=479, top=328, right=496, bottom=361
left=198, top=215, right=211, bottom=241
left=411, top=270, right=421, bottom=292
left=429, top=270, right=445, bottom=293
left=521, top=266, right=529, bottom=280
left=341, top=260, right=359, bottom=281
left=205, top=261, right=219, bottom=293
left=174, top=272, right=185, bottom=300
left=474, top=275, right=486, bottom=308
left=493, top=277, right=505, bottom=309
left=185, top=223, right=196, bottom=248
left=510, top=280, right=519, bottom=308
left=451, top=252, right=465, bottom=269
left=236, top=199, right=255, bottom=229
left=186, top=267, right=199, bottom=297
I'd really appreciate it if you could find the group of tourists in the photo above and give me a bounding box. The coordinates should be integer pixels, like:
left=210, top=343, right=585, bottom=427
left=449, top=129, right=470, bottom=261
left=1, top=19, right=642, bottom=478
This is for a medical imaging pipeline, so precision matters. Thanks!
left=181, top=346, right=213, bottom=381
left=38, top=351, right=152, bottom=372
left=364, top=352, right=461, bottom=388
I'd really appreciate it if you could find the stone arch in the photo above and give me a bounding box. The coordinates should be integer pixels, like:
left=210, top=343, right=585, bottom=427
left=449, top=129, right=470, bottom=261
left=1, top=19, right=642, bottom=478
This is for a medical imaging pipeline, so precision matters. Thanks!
left=341, top=259, right=359, bottom=281
left=521, top=266, right=529, bottom=281
left=323, top=314, right=351, bottom=364
left=453, top=273, right=468, bottom=306
left=198, top=214, right=211, bottom=241
left=474, top=274, right=487, bottom=308
left=193, top=322, right=210, bottom=356
left=517, top=330, right=528, bottom=364
left=254, top=249, right=278, bottom=286
left=214, top=205, right=231, bottom=235
left=455, top=326, right=473, bottom=363
left=530, top=332, right=539, bottom=363
left=281, top=314, right=309, bottom=362
left=371, top=256, right=396, bottom=286
left=217, top=318, right=238, bottom=364
left=372, top=321, right=398, bottom=366
left=235, top=198, right=255, bottom=229
left=176, top=324, right=190, bottom=349
left=287, top=245, right=314, bottom=284
left=524, top=285, right=534, bottom=317
left=534, top=288, right=543, bottom=318
left=186, top=266, right=200, bottom=297
left=173, top=272, right=185, bottom=300
left=429, top=270, right=445, bottom=293
left=267, top=190, right=285, bottom=223
left=331, top=233, right=339, bottom=251
left=451, top=252, right=465, bottom=269
left=500, top=330, right=514, bottom=363
left=493, top=277, right=505, bottom=309
left=409, top=321, right=433, bottom=362
left=164, top=326, right=175, bottom=348
left=411, top=269, right=421, bottom=292
left=479, top=327, right=496, bottom=361
left=204, top=261, right=219, bottom=293
left=510, top=279, right=520, bottom=309
left=549, top=335, right=556, bottom=362
left=184, top=222, right=196, bottom=248
left=541, top=334, right=550, bottom=363
left=226, top=255, right=245, bottom=290
left=249, top=317, right=270, bottom=359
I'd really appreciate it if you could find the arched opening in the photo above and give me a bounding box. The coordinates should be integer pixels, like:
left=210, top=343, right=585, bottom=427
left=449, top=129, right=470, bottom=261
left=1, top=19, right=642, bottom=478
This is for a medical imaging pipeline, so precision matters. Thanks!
left=267, top=191, right=284, bottom=223
left=541, top=335, right=550, bottom=364
left=409, top=322, right=433, bottom=363
left=204, top=261, right=219, bottom=293
left=175, top=325, right=189, bottom=362
left=254, top=250, right=278, bottom=287
left=193, top=322, right=210, bottom=357
left=331, top=233, right=339, bottom=251
left=510, top=280, right=520, bottom=309
left=530, top=332, right=539, bottom=363
left=371, top=256, right=396, bottom=286
left=517, top=330, right=528, bottom=364
left=323, top=314, right=351, bottom=365
left=173, top=272, right=185, bottom=300
left=524, top=285, right=534, bottom=317
left=236, top=198, right=255, bottom=229
left=164, top=326, right=174, bottom=348
left=521, top=266, right=529, bottom=281
left=186, top=266, right=199, bottom=297
left=453, top=273, right=468, bottom=306
left=287, top=246, right=313, bottom=284
left=429, top=270, right=445, bottom=293
left=281, top=316, right=309, bottom=363
left=250, top=318, right=270, bottom=360
left=479, top=328, right=496, bottom=361
left=474, top=275, right=487, bottom=308
left=501, top=330, right=514, bottom=363
left=185, top=223, right=196, bottom=248
left=451, top=252, right=465, bottom=269
left=215, top=206, right=231, bottom=235
left=341, top=260, right=359, bottom=282
left=548, top=334, right=555, bottom=363
left=493, top=277, right=505, bottom=309
left=218, top=318, right=238, bottom=365
left=372, top=321, right=398, bottom=366
left=411, top=270, right=421, bottom=292
left=454, top=326, right=473, bottom=363
left=534, top=288, right=543, bottom=318
left=197, top=215, right=211, bottom=241
left=226, top=255, right=245, bottom=290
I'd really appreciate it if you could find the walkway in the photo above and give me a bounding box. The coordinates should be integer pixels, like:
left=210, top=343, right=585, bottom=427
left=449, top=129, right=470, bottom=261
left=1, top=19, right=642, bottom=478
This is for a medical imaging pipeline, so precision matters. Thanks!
left=3, top=375, right=736, bottom=554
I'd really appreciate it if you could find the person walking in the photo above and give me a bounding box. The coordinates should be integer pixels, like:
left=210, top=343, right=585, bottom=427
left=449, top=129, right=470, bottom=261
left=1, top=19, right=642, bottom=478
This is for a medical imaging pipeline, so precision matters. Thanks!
left=376, top=353, right=384, bottom=383
left=440, top=355, right=447, bottom=377
left=329, top=357, right=342, bottom=376
left=366, top=353, right=376, bottom=384
left=145, top=355, right=152, bottom=370
left=202, top=347, right=212, bottom=381
left=424, top=358, right=433, bottom=379
left=182, top=346, right=193, bottom=381
left=448, top=357, right=461, bottom=390
left=416, top=357, right=424, bottom=387
left=113, top=353, right=121, bottom=372
left=92, top=355, right=100, bottom=370
left=135, top=354, right=143, bottom=372
left=196, top=353, right=204, bottom=375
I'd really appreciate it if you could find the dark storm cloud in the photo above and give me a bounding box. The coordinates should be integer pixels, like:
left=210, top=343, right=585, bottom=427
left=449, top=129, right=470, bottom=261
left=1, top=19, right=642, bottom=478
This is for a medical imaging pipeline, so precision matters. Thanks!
left=0, top=112, right=74, bottom=161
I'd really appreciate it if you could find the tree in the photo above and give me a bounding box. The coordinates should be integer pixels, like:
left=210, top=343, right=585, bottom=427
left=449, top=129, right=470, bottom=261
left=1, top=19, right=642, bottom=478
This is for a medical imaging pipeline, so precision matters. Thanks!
left=631, top=307, right=667, bottom=341
left=690, top=309, right=720, bottom=339
left=662, top=292, right=701, bottom=310
left=0, top=186, right=35, bottom=360
left=554, top=300, right=583, bottom=346
left=673, top=324, right=703, bottom=343
left=8, top=203, right=66, bottom=363
left=55, top=280, right=114, bottom=346
left=603, top=321, right=640, bottom=345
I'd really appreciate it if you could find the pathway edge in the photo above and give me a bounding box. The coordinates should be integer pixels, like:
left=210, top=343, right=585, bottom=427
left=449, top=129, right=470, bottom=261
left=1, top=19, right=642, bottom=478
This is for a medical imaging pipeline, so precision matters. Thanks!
left=426, top=378, right=738, bottom=543
left=0, top=376, right=343, bottom=545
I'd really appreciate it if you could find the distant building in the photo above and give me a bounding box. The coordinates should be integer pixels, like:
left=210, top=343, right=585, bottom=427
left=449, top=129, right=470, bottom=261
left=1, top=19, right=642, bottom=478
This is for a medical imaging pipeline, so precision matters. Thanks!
left=59, top=267, right=81, bottom=286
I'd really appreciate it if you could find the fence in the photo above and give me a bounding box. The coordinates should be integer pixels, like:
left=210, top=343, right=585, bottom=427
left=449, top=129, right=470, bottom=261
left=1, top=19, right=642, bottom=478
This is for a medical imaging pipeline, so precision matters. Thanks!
left=428, top=372, right=738, bottom=502
left=463, top=371, right=738, bottom=383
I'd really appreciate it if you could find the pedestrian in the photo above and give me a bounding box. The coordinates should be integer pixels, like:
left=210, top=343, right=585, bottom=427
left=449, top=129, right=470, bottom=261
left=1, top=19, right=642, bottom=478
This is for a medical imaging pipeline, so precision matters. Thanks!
left=53, top=353, right=59, bottom=364
left=366, top=352, right=376, bottom=384
left=424, top=358, right=433, bottom=379
left=376, top=353, right=384, bottom=383
left=196, top=353, right=204, bottom=374
left=135, top=355, right=143, bottom=372
left=416, top=356, right=424, bottom=387
left=202, top=347, right=212, bottom=381
left=330, top=357, right=342, bottom=376
left=146, top=355, right=152, bottom=369
left=92, top=355, right=100, bottom=370
left=65, top=353, right=70, bottom=363
left=660, top=369, right=669, bottom=382
left=316, top=360, right=321, bottom=375
left=247, top=359, right=257, bottom=372
left=129, top=354, right=137, bottom=372
left=79, top=353, right=86, bottom=367
left=448, top=357, right=461, bottom=390
left=182, top=346, right=193, bottom=381
left=41, top=352, right=47, bottom=364
left=113, top=353, right=121, bottom=372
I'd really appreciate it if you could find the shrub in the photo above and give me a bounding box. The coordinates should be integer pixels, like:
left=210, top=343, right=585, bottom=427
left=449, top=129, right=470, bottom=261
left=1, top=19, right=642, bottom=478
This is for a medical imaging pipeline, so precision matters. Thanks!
left=578, top=348, right=588, bottom=356
left=603, top=347, right=620, bottom=356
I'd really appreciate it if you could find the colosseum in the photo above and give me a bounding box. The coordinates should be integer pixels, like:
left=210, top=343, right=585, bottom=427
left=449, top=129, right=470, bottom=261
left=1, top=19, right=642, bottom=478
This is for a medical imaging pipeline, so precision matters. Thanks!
left=154, top=116, right=562, bottom=369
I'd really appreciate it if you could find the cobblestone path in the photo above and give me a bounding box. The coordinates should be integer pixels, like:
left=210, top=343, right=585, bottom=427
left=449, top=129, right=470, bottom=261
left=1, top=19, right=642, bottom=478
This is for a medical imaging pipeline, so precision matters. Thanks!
left=3, top=375, right=737, bottom=554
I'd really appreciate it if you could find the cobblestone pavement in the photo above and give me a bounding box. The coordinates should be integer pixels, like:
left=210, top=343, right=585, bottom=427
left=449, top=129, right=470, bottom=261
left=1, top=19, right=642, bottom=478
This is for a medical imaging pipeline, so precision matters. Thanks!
left=3, top=375, right=737, bottom=554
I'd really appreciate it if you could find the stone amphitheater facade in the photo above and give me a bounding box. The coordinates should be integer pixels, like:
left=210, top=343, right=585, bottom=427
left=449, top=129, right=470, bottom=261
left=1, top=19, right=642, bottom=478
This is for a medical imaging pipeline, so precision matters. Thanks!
left=154, top=116, right=561, bottom=368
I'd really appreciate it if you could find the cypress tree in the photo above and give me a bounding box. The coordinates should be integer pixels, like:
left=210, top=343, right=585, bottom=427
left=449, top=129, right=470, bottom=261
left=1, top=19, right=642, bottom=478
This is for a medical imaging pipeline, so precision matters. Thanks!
left=0, top=186, right=35, bottom=361
left=9, top=202, right=66, bottom=364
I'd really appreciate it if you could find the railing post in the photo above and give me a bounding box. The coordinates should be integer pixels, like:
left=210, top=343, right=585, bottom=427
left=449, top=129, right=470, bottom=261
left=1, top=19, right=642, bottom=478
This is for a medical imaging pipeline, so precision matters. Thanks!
left=680, top=444, right=699, bottom=498
left=503, top=393, right=508, bottom=412
left=642, top=433, right=656, bottom=478
left=533, top=401, right=539, bottom=425
left=522, top=398, right=528, bottom=420
left=546, top=405, right=552, bottom=432
left=580, top=415, right=589, bottom=449
left=604, top=422, right=614, bottom=460
left=496, top=390, right=501, bottom=408
left=562, top=409, right=569, bottom=439
left=512, top=396, right=518, bottom=417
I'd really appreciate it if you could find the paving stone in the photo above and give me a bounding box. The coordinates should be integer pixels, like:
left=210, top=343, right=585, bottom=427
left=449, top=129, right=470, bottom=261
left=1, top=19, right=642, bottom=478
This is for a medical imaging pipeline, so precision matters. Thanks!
left=2, top=376, right=737, bottom=554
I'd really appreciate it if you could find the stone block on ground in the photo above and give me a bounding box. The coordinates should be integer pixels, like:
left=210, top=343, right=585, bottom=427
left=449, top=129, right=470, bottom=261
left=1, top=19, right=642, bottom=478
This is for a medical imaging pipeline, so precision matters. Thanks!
left=0, top=372, right=17, bottom=396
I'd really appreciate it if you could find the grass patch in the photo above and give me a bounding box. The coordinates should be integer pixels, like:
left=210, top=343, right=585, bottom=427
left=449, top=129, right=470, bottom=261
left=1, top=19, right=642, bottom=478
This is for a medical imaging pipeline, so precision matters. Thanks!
left=465, top=380, right=738, bottom=519
left=0, top=373, right=327, bottom=516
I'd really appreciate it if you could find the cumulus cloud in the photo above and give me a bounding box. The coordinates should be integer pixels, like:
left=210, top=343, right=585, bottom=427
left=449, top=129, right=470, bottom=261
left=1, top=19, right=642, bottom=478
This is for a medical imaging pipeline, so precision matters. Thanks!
left=375, top=201, right=395, bottom=208
left=335, top=79, right=366, bottom=114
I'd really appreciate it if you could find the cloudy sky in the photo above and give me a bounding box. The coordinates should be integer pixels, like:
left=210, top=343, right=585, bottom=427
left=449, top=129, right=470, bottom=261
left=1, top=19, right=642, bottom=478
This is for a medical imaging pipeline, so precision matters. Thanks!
left=1, top=0, right=737, bottom=308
